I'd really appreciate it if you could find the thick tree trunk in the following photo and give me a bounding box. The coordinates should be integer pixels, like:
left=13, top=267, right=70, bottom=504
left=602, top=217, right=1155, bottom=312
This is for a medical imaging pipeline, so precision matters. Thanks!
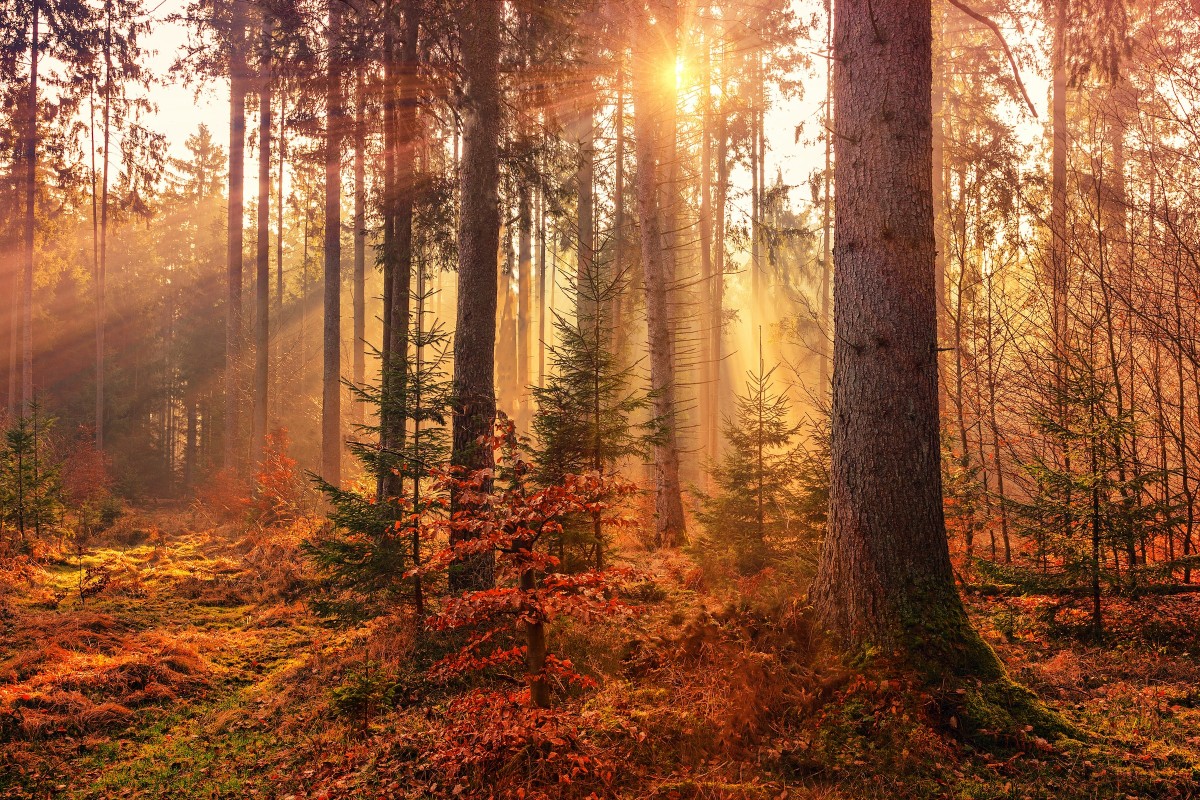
left=225, top=0, right=247, bottom=469
left=8, top=271, right=19, bottom=415
left=632, top=2, right=686, bottom=548
left=811, top=0, right=988, bottom=673
left=321, top=0, right=343, bottom=484
left=252, top=14, right=272, bottom=467
left=450, top=0, right=502, bottom=591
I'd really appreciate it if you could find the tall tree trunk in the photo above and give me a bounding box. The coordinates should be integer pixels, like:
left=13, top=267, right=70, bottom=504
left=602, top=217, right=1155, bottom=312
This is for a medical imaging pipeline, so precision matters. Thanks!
left=575, top=79, right=595, bottom=321
left=517, top=184, right=532, bottom=410
left=712, top=51, right=728, bottom=463
left=225, top=0, right=247, bottom=469
left=322, top=0, right=344, bottom=484
left=632, top=0, right=686, bottom=548
left=698, top=40, right=713, bottom=469
left=352, top=62, right=367, bottom=427
left=537, top=187, right=547, bottom=387
left=811, top=0, right=993, bottom=675
left=612, top=52, right=626, bottom=358
left=252, top=14, right=273, bottom=467
left=450, top=0, right=501, bottom=591
left=1049, top=0, right=1070, bottom=543
left=96, top=0, right=112, bottom=449
left=21, top=1, right=39, bottom=415
left=377, top=17, right=397, bottom=503
left=380, top=0, right=419, bottom=505
left=275, top=87, right=285, bottom=424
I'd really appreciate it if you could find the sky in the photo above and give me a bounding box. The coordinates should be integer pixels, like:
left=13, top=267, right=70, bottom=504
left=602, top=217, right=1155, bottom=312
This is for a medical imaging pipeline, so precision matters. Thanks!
left=141, top=0, right=831, bottom=209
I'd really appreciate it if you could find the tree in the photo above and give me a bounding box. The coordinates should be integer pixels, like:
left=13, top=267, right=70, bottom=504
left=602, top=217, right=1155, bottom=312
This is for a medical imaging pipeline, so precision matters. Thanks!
left=321, top=0, right=343, bottom=485
left=531, top=267, right=651, bottom=571
left=427, top=422, right=634, bottom=709
left=631, top=0, right=686, bottom=548
left=0, top=401, right=61, bottom=546
left=699, top=347, right=805, bottom=574
left=809, top=0, right=1009, bottom=686
left=307, top=288, right=452, bottom=621
left=251, top=8, right=273, bottom=468
left=225, top=0, right=248, bottom=471
left=449, top=0, right=502, bottom=592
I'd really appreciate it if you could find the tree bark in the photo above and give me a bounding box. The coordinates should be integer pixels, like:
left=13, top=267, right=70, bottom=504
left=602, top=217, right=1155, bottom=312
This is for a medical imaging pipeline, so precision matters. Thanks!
left=380, top=0, right=419, bottom=506
left=21, top=1, right=40, bottom=415
left=712, top=50, right=728, bottom=463
left=612, top=51, right=626, bottom=359
left=632, top=1, right=686, bottom=548
left=96, top=0, right=112, bottom=449
left=450, top=0, right=502, bottom=591
left=811, top=0, right=988, bottom=673
left=575, top=75, right=596, bottom=322
left=321, top=0, right=343, bottom=484
left=518, top=183, right=532, bottom=410
left=225, top=0, right=247, bottom=469
left=698, top=40, right=713, bottom=469
left=352, top=62, right=367, bottom=428
left=275, top=87, right=285, bottom=424
left=252, top=13, right=272, bottom=468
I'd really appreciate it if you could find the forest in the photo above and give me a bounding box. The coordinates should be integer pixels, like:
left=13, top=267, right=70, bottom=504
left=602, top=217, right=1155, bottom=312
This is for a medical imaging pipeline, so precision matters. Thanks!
left=3, top=0, right=1200, bottom=796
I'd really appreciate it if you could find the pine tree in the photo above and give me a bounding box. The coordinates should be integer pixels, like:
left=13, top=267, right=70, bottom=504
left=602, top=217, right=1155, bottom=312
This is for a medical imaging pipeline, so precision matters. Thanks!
left=1009, top=333, right=1168, bottom=639
left=0, top=401, right=62, bottom=548
left=698, top=346, right=804, bottom=574
left=305, top=285, right=451, bottom=621
left=530, top=266, right=651, bottom=571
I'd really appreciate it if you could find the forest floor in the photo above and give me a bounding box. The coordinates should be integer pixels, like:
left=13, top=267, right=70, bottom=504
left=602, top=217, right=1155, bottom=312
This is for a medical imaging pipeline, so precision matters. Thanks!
left=2, top=506, right=1199, bottom=799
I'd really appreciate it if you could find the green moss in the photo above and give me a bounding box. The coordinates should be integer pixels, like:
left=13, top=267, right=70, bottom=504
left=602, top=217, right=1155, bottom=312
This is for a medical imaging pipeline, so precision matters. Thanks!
left=841, top=580, right=1078, bottom=741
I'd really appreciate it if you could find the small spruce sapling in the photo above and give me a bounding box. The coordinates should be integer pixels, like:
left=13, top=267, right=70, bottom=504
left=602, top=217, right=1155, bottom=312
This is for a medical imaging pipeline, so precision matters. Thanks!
left=306, top=284, right=452, bottom=620
left=531, top=258, right=654, bottom=571
left=698, top=343, right=806, bottom=573
left=0, top=402, right=63, bottom=550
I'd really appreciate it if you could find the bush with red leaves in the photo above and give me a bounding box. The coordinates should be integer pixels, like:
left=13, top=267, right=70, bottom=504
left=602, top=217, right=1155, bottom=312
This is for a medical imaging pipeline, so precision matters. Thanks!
left=251, top=429, right=305, bottom=526
left=420, top=420, right=639, bottom=708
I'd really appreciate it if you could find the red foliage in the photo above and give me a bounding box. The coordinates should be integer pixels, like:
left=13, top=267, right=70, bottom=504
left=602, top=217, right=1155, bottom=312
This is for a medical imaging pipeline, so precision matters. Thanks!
left=419, top=420, right=639, bottom=701
left=194, top=468, right=250, bottom=522
left=430, top=690, right=616, bottom=798
left=252, top=428, right=304, bottom=525
left=61, top=428, right=112, bottom=510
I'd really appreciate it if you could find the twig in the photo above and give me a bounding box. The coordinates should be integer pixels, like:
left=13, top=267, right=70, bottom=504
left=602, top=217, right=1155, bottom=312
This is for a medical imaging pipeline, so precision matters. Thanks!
left=947, top=0, right=1038, bottom=119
